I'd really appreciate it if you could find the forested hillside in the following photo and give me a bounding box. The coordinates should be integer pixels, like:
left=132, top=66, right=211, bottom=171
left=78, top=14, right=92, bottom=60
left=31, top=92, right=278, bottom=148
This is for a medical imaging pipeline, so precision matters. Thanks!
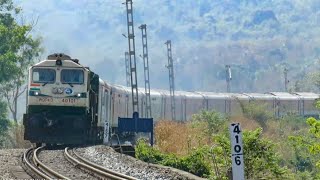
left=14, top=0, right=320, bottom=92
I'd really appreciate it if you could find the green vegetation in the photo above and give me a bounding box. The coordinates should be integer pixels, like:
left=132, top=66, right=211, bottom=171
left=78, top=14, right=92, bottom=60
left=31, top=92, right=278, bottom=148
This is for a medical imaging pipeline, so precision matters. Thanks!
left=0, top=0, right=41, bottom=148
left=136, top=139, right=212, bottom=178
left=136, top=102, right=320, bottom=179
left=0, top=101, right=11, bottom=147
left=0, top=0, right=42, bottom=123
left=191, top=110, right=228, bottom=135
left=239, top=101, right=273, bottom=129
left=288, top=115, right=320, bottom=179
left=212, top=128, right=291, bottom=179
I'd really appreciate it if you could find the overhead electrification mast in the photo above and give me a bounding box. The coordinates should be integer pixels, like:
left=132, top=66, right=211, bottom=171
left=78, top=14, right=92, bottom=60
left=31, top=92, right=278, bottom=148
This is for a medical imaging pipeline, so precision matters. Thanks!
left=125, top=52, right=131, bottom=87
left=117, top=0, right=154, bottom=146
left=139, top=24, right=152, bottom=118
left=124, top=0, right=139, bottom=113
left=225, top=65, right=232, bottom=93
left=284, top=68, right=289, bottom=92
left=165, top=40, right=176, bottom=121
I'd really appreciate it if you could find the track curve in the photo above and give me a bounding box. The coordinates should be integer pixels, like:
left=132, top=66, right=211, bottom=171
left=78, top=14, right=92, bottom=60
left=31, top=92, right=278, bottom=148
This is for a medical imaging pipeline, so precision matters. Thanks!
left=65, top=147, right=137, bottom=180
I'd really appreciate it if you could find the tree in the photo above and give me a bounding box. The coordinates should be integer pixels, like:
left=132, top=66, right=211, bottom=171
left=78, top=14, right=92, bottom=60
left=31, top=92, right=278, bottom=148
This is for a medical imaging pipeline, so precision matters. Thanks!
left=0, top=101, right=11, bottom=147
left=0, top=0, right=42, bottom=123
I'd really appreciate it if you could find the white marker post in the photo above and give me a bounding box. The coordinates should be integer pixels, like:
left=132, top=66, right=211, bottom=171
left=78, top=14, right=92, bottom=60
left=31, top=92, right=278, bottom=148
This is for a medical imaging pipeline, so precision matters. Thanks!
left=229, top=123, right=245, bottom=180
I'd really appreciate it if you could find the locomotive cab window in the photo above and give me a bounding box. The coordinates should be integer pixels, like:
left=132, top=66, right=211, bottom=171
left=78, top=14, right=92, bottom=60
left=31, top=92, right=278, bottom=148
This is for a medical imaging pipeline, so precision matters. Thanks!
left=61, top=69, right=84, bottom=84
left=32, top=68, right=56, bottom=83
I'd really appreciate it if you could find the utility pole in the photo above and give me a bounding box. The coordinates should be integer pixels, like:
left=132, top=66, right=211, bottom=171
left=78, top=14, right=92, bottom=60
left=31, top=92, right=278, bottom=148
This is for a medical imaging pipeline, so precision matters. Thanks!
left=124, top=0, right=139, bottom=113
left=165, top=40, right=176, bottom=121
left=225, top=65, right=232, bottom=93
left=284, top=68, right=289, bottom=92
left=125, top=52, right=131, bottom=87
left=139, top=24, right=152, bottom=118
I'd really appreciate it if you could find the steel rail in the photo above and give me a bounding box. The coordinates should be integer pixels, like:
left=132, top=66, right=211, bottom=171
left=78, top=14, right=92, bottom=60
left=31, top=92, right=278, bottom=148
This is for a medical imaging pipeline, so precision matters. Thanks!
left=72, top=148, right=137, bottom=180
left=64, top=147, right=137, bottom=180
left=23, top=147, right=51, bottom=179
left=33, top=146, right=70, bottom=180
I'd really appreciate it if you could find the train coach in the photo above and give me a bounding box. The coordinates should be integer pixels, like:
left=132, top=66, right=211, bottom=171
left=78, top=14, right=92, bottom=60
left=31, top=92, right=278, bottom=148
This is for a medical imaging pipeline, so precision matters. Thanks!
left=110, top=86, right=320, bottom=123
left=23, top=54, right=320, bottom=146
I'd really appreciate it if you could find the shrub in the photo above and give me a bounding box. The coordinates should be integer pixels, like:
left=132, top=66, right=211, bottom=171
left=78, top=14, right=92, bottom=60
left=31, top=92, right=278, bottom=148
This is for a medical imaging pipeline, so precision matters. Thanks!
left=9, top=122, right=32, bottom=148
left=213, top=128, right=292, bottom=179
left=136, top=139, right=166, bottom=163
left=191, top=110, right=227, bottom=135
left=135, top=140, right=212, bottom=177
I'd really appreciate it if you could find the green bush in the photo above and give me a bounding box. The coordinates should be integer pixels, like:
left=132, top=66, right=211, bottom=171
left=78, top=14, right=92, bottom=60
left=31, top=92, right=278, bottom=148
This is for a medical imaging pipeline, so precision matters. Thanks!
left=177, top=147, right=211, bottom=177
left=135, top=140, right=212, bottom=177
left=213, top=128, right=292, bottom=179
left=191, top=110, right=227, bottom=135
left=279, top=114, right=307, bottom=133
left=136, top=139, right=166, bottom=163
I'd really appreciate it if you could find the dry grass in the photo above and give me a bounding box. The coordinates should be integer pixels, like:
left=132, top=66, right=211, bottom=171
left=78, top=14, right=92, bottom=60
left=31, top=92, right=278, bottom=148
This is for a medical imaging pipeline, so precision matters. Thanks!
left=155, top=114, right=308, bottom=161
left=154, top=117, right=262, bottom=156
left=229, top=116, right=260, bottom=131
left=9, top=124, right=32, bottom=148
left=155, top=120, right=210, bottom=156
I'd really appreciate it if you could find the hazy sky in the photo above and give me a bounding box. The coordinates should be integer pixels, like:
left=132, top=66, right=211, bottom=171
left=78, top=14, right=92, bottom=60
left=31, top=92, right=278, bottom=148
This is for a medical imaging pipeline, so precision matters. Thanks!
left=14, top=0, right=211, bottom=87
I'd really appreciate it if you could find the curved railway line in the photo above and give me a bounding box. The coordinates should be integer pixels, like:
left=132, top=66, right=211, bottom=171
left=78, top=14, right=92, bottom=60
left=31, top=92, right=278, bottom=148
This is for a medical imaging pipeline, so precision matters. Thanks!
left=22, top=146, right=69, bottom=179
left=22, top=146, right=136, bottom=180
left=65, top=147, right=137, bottom=180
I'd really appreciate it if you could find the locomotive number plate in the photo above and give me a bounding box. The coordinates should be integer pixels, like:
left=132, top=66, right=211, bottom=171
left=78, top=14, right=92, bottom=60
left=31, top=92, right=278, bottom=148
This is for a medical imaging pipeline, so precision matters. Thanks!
left=38, top=97, right=53, bottom=103
left=61, top=98, right=78, bottom=104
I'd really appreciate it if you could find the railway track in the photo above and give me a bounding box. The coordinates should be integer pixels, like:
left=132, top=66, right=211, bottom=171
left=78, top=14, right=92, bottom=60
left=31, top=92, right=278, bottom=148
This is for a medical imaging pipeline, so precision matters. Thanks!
left=20, top=145, right=200, bottom=180
left=23, top=146, right=136, bottom=180
left=65, top=147, right=137, bottom=180
left=22, top=146, right=69, bottom=179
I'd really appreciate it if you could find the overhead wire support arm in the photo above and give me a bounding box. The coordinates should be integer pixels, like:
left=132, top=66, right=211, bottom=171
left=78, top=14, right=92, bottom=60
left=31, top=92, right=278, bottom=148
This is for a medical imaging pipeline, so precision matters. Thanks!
left=165, top=40, right=176, bottom=121
left=139, top=24, right=152, bottom=118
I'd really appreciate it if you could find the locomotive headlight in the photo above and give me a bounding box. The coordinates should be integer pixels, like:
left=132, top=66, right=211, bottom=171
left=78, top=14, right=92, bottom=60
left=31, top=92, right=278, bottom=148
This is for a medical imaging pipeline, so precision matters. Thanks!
left=34, top=91, right=39, bottom=96
left=56, top=59, right=62, bottom=66
left=77, top=93, right=82, bottom=97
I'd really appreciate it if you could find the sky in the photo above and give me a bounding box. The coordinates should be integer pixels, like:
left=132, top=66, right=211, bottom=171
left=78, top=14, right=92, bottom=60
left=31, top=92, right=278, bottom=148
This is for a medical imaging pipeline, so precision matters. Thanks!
left=13, top=0, right=213, bottom=89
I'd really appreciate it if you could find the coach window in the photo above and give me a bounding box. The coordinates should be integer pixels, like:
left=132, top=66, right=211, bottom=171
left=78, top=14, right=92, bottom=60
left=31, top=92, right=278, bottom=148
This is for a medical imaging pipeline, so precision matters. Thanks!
left=61, top=69, right=84, bottom=84
left=32, top=68, right=55, bottom=83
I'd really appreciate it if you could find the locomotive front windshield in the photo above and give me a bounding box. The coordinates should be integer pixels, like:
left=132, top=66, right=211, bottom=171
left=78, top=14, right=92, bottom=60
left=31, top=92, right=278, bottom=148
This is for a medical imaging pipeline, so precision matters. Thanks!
left=61, top=69, right=84, bottom=84
left=32, top=68, right=56, bottom=83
